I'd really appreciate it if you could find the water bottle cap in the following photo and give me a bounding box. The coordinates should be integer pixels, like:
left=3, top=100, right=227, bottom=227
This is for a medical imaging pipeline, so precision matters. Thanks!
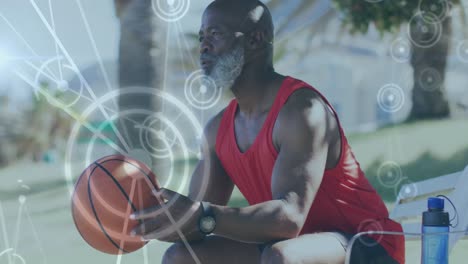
left=428, top=197, right=444, bottom=210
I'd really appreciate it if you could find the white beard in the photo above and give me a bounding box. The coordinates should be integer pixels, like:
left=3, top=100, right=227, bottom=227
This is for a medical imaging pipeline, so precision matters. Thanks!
left=208, top=44, right=245, bottom=89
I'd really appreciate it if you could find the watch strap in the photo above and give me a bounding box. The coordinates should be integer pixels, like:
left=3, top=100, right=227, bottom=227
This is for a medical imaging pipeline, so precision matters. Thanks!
left=198, top=201, right=216, bottom=235
left=201, top=201, right=215, bottom=217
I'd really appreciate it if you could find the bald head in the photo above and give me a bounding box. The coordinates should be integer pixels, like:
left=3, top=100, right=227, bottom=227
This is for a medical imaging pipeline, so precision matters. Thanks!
left=199, top=0, right=275, bottom=88
left=204, top=0, right=274, bottom=43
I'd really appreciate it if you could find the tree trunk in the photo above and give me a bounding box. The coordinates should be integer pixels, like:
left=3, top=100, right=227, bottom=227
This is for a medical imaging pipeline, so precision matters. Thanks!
left=409, top=14, right=452, bottom=120
left=114, top=0, right=163, bottom=171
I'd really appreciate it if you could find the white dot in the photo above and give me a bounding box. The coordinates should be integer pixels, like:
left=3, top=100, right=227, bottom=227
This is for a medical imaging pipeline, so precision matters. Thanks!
left=17, top=179, right=23, bottom=183
left=388, top=94, right=395, bottom=102
left=427, top=76, right=433, bottom=82
left=399, top=47, right=405, bottom=53
left=200, top=85, right=207, bottom=94
left=422, top=26, right=428, bottom=33
left=19, top=195, right=26, bottom=204
left=405, top=187, right=411, bottom=194
left=56, top=80, right=69, bottom=91
left=167, top=0, right=175, bottom=7
left=156, top=130, right=165, bottom=139
left=122, top=162, right=139, bottom=176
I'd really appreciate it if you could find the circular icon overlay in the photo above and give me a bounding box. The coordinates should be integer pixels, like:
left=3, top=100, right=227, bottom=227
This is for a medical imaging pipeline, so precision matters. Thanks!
left=34, top=57, right=83, bottom=108
left=65, top=87, right=211, bottom=243
left=418, top=0, right=450, bottom=22
left=152, top=0, right=190, bottom=22
left=377, top=83, right=405, bottom=113
left=418, top=67, right=442, bottom=92
left=395, top=178, right=418, bottom=200
left=408, top=12, right=442, bottom=48
left=357, top=219, right=384, bottom=247
left=184, top=70, right=222, bottom=110
left=138, top=114, right=179, bottom=160
left=377, top=161, right=403, bottom=188
left=390, top=38, right=411, bottom=63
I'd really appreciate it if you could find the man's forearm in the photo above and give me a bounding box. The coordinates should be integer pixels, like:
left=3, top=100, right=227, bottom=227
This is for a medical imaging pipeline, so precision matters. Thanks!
left=210, top=200, right=302, bottom=243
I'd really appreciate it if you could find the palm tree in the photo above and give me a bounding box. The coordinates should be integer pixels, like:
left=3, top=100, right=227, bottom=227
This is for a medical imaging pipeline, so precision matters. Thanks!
left=409, top=13, right=452, bottom=120
left=113, top=0, right=165, bottom=171
left=269, top=0, right=467, bottom=121
left=114, top=0, right=154, bottom=147
left=331, top=0, right=466, bottom=121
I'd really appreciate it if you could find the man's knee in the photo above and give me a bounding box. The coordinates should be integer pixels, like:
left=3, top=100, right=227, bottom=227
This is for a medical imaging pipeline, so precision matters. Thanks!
left=260, top=242, right=296, bottom=264
left=162, top=242, right=193, bottom=264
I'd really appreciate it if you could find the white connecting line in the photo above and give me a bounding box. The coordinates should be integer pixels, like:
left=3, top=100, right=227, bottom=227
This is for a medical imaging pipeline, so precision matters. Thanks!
left=15, top=72, right=203, bottom=264
left=4, top=1, right=206, bottom=263
left=0, top=200, right=46, bottom=264
left=29, top=0, right=132, bottom=154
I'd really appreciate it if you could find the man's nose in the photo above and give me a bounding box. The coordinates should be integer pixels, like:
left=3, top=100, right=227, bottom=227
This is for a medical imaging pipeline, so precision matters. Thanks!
left=200, top=39, right=212, bottom=54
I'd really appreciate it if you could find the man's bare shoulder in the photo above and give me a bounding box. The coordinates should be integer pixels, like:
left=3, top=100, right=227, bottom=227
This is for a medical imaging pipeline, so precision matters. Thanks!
left=275, top=88, right=334, bottom=147
left=278, top=88, right=328, bottom=126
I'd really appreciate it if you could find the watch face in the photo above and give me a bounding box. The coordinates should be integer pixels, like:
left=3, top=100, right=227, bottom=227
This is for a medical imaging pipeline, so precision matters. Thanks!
left=200, top=216, right=216, bottom=233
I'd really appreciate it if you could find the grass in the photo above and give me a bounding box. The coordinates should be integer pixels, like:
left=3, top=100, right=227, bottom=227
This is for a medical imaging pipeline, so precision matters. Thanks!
left=348, top=118, right=468, bottom=202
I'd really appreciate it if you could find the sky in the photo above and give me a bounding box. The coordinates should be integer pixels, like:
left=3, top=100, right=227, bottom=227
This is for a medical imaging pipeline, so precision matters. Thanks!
left=0, top=0, right=212, bottom=104
left=0, top=0, right=119, bottom=102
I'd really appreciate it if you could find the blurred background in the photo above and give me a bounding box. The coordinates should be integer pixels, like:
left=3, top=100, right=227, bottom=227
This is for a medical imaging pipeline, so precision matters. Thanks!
left=0, top=0, right=467, bottom=263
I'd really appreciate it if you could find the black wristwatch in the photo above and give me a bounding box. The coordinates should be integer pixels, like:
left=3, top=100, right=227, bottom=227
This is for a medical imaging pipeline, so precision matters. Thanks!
left=198, top=201, right=216, bottom=235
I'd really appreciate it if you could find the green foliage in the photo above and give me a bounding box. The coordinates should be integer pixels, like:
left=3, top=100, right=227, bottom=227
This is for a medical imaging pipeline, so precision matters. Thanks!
left=332, top=0, right=460, bottom=35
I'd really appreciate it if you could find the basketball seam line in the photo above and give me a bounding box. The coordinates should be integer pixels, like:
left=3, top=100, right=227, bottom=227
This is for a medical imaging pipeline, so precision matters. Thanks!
left=88, top=163, right=129, bottom=253
left=71, top=164, right=104, bottom=251
left=88, top=162, right=134, bottom=254
left=72, top=157, right=157, bottom=254
left=91, top=159, right=156, bottom=251
left=103, top=158, right=160, bottom=191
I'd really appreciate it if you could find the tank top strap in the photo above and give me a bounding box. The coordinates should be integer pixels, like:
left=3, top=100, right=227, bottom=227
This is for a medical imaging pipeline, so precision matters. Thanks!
left=215, top=99, right=237, bottom=155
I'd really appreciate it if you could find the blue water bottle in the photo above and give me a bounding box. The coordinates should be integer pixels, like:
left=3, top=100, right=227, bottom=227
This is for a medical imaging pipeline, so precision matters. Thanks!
left=421, top=197, right=450, bottom=264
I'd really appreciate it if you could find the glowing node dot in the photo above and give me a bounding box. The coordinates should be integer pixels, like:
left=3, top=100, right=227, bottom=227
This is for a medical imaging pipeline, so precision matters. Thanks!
left=156, top=130, right=166, bottom=139
left=388, top=94, right=395, bottom=102
left=399, top=47, right=405, bottom=53
left=19, top=195, right=26, bottom=204
left=405, top=187, right=411, bottom=194
left=200, top=85, right=207, bottom=94
left=122, top=162, right=139, bottom=176
left=167, top=0, right=175, bottom=7
left=56, top=80, right=69, bottom=91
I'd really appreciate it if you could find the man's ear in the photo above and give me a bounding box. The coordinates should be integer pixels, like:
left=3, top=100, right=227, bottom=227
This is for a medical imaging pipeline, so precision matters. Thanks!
left=246, top=30, right=266, bottom=50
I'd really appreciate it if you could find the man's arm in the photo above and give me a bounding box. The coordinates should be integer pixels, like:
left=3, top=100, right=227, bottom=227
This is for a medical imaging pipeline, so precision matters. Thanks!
left=211, top=90, right=334, bottom=243
left=188, top=110, right=234, bottom=206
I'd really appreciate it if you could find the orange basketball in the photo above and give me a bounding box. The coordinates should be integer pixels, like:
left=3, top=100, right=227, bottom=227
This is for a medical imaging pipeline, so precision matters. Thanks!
left=71, top=155, right=161, bottom=255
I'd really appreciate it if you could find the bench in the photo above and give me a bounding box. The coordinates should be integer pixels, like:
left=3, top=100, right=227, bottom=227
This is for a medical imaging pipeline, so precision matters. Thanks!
left=389, top=165, right=468, bottom=251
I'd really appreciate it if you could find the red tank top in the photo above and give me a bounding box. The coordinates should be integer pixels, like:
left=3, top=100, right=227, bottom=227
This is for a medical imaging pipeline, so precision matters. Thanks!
left=215, top=76, right=405, bottom=263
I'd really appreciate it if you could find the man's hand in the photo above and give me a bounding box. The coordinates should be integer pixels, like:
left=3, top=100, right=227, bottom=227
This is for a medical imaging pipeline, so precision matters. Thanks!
left=129, top=188, right=205, bottom=243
